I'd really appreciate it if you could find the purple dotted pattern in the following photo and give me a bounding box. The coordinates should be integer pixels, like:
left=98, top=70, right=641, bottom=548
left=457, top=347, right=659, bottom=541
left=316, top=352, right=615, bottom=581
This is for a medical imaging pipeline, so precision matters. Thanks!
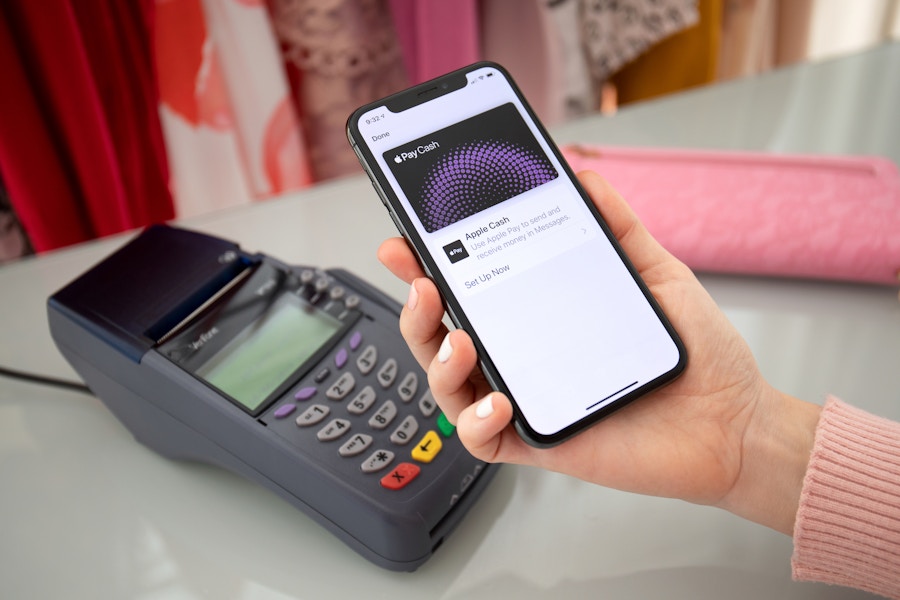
left=417, top=139, right=557, bottom=233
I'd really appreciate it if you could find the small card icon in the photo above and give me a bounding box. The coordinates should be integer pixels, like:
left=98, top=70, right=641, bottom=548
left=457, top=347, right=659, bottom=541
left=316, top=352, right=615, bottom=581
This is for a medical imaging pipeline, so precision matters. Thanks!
left=443, top=240, right=469, bottom=264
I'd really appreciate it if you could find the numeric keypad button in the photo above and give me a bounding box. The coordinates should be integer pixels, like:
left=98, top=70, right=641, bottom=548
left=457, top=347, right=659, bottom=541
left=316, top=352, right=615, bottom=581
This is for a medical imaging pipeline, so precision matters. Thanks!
left=295, top=404, right=330, bottom=427
left=397, top=372, right=418, bottom=402
left=339, top=434, right=373, bottom=457
left=317, top=418, right=351, bottom=442
left=326, top=372, right=355, bottom=400
left=368, top=400, right=398, bottom=430
left=390, top=415, right=419, bottom=446
left=347, top=385, right=377, bottom=415
left=377, top=358, right=398, bottom=388
left=356, top=345, right=378, bottom=375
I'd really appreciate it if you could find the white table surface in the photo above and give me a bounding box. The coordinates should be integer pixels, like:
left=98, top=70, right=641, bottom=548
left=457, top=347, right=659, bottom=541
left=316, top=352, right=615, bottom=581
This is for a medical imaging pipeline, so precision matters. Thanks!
left=2, top=44, right=898, bottom=599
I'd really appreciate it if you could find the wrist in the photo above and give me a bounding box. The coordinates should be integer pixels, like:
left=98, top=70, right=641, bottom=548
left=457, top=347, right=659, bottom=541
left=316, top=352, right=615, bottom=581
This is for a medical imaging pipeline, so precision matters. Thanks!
left=717, top=384, right=822, bottom=535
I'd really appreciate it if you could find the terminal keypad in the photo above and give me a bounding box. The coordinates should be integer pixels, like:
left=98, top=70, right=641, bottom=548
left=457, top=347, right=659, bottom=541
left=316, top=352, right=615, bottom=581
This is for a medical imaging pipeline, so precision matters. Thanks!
left=265, top=271, right=455, bottom=492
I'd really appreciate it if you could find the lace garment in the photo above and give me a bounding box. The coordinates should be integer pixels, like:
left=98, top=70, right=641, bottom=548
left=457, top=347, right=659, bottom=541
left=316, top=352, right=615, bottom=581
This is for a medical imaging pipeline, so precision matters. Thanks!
left=269, top=0, right=409, bottom=180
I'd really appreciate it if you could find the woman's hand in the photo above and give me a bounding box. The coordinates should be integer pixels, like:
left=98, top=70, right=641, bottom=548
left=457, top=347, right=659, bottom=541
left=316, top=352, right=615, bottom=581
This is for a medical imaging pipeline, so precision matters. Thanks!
left=378, top=171, right=820, bottom=534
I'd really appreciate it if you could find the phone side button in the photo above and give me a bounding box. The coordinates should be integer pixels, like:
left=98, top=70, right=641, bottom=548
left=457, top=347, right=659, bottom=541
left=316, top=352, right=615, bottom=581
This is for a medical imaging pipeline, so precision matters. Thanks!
left=479, top=362, right=501, bottom=391
left=386, top=209, right=405, bottom=236
left=368, top=180, right=388, bottom=207
left=443, top=305, right=464, bottom=330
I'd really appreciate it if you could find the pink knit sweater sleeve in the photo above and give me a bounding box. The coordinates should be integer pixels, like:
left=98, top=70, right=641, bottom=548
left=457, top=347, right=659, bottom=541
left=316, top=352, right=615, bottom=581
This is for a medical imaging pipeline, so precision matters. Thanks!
left=792, top=396, right=900, bottom=599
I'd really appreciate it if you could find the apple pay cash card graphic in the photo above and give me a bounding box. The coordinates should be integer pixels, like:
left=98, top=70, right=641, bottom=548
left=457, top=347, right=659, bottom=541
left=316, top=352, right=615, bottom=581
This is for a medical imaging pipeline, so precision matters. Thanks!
left=384, top=103, right=558, bottom=234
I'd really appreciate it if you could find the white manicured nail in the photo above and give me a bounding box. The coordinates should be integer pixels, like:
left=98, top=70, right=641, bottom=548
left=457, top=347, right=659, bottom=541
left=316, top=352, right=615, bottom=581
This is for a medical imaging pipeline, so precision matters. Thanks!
left=407, top=280, right=419, bottom=310
left=437, top=333, right=453, bottom=363
left=476, top=394, right=495, bottom=419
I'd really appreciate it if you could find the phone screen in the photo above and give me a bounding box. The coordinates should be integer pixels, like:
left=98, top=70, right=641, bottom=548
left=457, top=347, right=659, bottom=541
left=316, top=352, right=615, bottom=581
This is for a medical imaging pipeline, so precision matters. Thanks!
left=348, top=63, right=685, bottom=445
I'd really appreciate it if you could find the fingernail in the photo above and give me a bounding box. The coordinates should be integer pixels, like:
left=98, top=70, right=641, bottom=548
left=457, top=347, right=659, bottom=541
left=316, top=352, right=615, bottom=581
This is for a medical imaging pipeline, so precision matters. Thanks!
left=475, top=394, right=494, bottom=419
left=437, top=333, right=453, bottom=363
left=407, top=280, right=419, bottom=310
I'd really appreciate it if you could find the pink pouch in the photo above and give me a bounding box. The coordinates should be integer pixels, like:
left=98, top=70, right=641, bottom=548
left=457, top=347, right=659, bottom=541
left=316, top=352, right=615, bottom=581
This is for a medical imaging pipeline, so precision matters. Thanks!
left=561, top=145, right=900, bottom=286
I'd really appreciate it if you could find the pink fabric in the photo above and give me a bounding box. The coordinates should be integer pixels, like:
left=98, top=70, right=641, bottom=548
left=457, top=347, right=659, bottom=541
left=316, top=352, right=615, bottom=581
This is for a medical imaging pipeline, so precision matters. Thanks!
left=793, top=397, right=900, bottom=599
left=389, top=0, right=480, bottom=84
left=562, top=145, right=900, bottom=285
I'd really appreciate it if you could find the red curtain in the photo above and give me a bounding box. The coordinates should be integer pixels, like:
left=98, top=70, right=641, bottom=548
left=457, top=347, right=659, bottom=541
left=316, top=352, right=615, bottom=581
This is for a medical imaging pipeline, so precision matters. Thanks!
left=0, top=1, right=173, bottom=253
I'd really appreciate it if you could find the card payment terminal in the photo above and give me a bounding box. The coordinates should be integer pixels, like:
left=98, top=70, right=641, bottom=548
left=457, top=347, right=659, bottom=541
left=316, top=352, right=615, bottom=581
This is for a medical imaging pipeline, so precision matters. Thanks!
left=47, top=224, right=496, bottom=571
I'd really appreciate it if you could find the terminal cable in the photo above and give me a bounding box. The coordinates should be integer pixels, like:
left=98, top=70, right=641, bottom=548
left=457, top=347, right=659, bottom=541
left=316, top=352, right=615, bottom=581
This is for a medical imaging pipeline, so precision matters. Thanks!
left=0, top=364, right=93, bottom=395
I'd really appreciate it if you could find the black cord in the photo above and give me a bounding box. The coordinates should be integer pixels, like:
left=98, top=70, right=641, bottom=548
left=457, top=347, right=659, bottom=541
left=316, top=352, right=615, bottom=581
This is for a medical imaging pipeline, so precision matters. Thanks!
left=0, top=365, right=93, bottom=395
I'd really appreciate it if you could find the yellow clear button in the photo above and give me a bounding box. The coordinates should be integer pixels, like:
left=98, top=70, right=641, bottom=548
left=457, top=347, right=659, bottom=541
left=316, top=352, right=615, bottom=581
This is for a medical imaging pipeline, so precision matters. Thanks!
left=411, top=430, right=442, bottom=463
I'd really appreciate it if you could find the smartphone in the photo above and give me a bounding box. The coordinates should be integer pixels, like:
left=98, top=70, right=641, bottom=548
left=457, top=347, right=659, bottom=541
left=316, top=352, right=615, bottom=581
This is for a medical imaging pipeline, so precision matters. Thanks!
left=347, top=62, right=686, bottom=447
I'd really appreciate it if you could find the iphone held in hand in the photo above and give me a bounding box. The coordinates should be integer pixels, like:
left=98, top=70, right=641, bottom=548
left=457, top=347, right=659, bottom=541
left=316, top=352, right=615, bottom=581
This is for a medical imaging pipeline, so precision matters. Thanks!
left=347, top=62, right=686, bottom=446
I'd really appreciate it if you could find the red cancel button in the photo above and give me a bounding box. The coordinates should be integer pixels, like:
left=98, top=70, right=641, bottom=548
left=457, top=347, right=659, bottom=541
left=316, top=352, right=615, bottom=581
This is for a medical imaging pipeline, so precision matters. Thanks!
left=380, top=462, right=421, bottom=490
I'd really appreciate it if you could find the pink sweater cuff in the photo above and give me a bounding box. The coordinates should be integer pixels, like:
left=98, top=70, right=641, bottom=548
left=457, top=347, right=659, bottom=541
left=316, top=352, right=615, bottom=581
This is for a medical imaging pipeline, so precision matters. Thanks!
left=792, top=396, right=900, bottom=598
